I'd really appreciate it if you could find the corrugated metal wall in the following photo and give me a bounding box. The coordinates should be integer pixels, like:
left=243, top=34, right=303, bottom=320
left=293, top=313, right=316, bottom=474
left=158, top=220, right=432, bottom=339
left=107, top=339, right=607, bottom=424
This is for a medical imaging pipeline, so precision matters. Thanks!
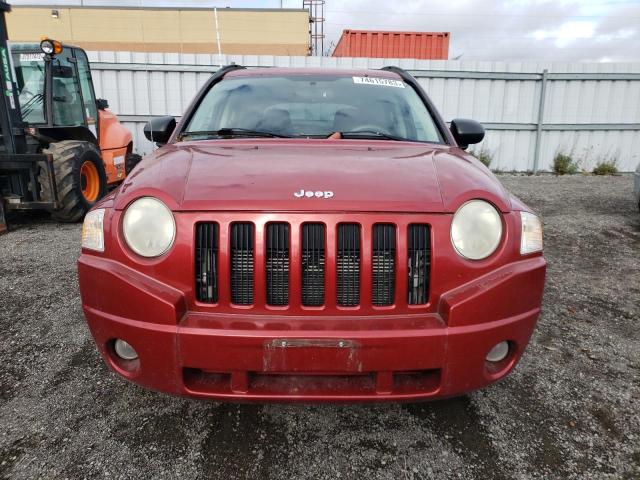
left=87, top=51, right=640, bottom=172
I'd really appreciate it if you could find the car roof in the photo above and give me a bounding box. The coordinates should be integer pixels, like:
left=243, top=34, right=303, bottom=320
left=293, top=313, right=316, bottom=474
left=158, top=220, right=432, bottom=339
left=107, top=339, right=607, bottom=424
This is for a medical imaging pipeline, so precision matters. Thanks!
left=10, top=41, right=84, bottom=52
left=224, top=67, right=403, bottom=80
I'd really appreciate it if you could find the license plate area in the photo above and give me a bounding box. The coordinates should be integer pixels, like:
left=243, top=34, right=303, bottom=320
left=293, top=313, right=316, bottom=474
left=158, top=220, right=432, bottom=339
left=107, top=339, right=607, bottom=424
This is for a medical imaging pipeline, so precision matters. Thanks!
left=263, top=338, right=362, bottom=373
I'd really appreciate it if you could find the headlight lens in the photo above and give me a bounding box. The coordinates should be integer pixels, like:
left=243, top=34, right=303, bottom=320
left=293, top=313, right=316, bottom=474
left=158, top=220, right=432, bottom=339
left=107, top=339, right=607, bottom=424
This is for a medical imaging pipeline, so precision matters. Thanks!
left=122, top=197, right=175, bottom=257
left=451, top=200, right=503, bottom=260
left=40, top=39, right=54, bottom=55
left=520, top=211, right=543, bottom=254
left=81, top=208, right=105, bottom=252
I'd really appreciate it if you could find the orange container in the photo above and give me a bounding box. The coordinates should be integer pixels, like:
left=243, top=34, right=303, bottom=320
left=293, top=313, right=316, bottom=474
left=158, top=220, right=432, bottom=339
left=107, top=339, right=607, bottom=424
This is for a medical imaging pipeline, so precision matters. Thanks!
left=332, top=30, right=449, bottom=60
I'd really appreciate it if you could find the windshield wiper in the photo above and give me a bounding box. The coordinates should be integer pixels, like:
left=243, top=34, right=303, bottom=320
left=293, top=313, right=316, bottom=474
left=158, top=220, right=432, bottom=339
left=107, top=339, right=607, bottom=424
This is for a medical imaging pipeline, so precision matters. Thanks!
left=338, top=130, right=416, bottom=142
left=179, top=128, right=291, bottom=140
left=20, top=93, right=44, bottom=120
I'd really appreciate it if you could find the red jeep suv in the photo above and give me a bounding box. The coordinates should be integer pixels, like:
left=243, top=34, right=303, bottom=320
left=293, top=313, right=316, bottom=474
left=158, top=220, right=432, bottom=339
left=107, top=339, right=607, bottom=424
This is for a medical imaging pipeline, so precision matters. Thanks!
left=78, top=66, right=546, bottom=402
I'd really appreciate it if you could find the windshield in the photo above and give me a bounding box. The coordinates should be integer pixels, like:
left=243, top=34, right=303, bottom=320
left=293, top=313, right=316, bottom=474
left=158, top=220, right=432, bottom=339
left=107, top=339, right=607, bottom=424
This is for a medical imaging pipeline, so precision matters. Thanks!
left=11, top=51, right=46, bottom=124
left=183, top=75, right=443, bottom=143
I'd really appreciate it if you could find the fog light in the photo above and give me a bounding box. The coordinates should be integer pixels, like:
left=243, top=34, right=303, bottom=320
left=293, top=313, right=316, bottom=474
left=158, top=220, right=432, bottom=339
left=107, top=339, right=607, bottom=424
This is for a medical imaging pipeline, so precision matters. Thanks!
left=114, top=339, right=138, bottom=360
left=486, top=341, right=509, bottom=362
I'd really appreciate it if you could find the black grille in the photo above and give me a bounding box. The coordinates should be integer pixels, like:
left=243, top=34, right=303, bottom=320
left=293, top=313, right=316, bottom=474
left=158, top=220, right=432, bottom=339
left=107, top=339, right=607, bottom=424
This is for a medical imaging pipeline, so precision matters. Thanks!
left=266, top=223, right=290, bottom=306
left=195, top=220, right=428, bottom=309
left=195, top=223, right=218, bottom=303
left=337, top=224, right=361, bottom=306
left=408, top=224, right=430, bottom=305
left=230, top=223, right=254, bottom=305
left=372, top=224, right=396, bottom=306
left=301, top=223, right=325, bottom=306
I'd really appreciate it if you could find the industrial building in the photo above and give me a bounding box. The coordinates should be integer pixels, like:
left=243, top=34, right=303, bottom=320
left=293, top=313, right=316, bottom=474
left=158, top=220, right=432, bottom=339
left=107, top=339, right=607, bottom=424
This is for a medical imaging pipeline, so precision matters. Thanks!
left=6, top=5, right=311, bottom=55
left=332, top=30, right=450, bottom=60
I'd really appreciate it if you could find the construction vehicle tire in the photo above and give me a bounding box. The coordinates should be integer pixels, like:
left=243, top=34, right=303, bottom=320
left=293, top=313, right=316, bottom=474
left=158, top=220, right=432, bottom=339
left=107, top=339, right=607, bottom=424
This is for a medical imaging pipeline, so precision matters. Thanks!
left=40, top=141, right=107, bottom=223
left=0, top=199, right=7, bottom=235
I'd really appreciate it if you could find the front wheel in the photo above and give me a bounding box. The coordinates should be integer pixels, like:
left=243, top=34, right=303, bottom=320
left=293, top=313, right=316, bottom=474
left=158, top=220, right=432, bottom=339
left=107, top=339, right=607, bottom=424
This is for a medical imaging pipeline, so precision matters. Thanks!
left=40, top=140, right=107, bottom=223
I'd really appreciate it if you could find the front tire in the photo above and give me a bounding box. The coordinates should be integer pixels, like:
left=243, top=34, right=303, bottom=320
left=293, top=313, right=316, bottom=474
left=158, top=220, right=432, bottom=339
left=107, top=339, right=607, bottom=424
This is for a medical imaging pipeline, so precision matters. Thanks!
left=39, top=140, right=107, bottom=223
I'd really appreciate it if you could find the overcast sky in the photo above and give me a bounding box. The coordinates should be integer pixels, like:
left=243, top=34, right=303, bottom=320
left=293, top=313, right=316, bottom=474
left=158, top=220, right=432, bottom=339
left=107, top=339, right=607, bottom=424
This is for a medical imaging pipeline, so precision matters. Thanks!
left=10, top=0, right=640, bottom=61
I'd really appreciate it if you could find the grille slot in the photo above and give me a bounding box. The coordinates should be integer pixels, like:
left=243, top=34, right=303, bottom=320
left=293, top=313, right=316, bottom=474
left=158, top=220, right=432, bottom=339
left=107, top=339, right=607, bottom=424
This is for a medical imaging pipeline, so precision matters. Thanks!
left=301, top=223, right=325, bottom=306
left=408, top=224, right=431, bottom=305
left=230, top=223, right=254, bottom=305
left=195, top=223, right=219, bottom=303
left=372, top=224, right=396, bottom=306
left=337, top=224, right=361, bottom=306
left=266, top=223, right=290, bottom=306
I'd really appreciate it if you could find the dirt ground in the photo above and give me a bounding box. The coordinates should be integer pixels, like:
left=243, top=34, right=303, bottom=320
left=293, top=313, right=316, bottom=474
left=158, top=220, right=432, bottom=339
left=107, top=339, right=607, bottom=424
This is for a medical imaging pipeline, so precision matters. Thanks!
left=0, top=174, right=638, bottom=480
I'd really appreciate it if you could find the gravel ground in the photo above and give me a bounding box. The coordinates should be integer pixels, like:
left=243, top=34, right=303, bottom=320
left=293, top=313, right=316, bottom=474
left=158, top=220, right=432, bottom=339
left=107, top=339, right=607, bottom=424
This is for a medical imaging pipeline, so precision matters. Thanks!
left=0, top=175, right=638, bottom=480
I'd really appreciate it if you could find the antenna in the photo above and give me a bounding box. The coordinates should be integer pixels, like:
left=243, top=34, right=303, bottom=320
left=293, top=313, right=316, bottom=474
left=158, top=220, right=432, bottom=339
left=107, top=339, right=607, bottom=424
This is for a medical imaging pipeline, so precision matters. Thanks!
left=214, top=7, right=223, bottom=67
left=303, top=0, right=325, bottom=56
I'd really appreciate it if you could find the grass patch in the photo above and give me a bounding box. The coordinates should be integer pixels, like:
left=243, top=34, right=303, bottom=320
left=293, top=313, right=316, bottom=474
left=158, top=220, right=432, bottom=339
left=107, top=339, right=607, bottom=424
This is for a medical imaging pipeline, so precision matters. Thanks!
left=592, top=160, right=618, bottom=175
left=553, top=152, right=580, bottom=175
left=470, top=148, right=493, bottom=168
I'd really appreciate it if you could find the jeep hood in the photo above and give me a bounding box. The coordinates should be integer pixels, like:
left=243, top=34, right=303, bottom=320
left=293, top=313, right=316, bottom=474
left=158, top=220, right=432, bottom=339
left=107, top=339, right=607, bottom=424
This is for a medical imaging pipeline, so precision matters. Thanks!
left=115, top=140, right=512, bottom=213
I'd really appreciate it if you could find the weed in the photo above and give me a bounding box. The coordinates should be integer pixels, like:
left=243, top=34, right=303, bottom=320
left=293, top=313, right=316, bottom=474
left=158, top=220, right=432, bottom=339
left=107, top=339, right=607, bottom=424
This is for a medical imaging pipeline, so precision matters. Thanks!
left=553, top=152, right=579, bottom=175
left=470, top=148, right=493, bottom=168
left=592, top=160, right=618, bottom=176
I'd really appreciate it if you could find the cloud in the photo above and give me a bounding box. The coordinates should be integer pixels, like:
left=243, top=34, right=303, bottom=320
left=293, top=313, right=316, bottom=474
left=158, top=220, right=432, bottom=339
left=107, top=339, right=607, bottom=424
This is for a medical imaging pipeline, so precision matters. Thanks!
left=323, top=0, right=640, bottom=61
left=532, top=21, right=596, bottom=47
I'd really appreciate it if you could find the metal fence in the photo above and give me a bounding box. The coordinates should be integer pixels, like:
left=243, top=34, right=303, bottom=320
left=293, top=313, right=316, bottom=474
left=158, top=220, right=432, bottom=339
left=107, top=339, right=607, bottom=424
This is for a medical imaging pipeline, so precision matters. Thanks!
left=87, top=51, right=640, bottom=172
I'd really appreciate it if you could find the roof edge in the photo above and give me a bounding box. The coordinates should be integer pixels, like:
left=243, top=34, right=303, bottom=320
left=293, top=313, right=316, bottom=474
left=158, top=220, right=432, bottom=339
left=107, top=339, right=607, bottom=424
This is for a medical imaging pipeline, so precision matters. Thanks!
left=11, top=5, right=309, bottom=13
left=341, top=29, right=449, bottom=36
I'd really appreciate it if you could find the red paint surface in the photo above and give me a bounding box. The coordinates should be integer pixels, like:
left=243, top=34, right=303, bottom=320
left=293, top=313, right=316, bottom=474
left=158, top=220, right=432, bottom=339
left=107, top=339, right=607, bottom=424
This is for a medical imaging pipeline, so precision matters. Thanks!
left=332, top=30, right=450, bottom=60
left=114, top=140, right=512, bottom=214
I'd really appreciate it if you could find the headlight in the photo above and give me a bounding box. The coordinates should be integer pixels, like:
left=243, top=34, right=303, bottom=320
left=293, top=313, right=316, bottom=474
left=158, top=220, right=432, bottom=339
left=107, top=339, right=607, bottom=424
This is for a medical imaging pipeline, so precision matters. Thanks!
left=40, top=39, right=62, bottom=55
left=451, top=200, right=503, bottom=260
left=520, top=211, right=543, bottom=254
left=40, top=39, right=54, bottom=55
left=81, top=208, right=105, bottom=252
left=122, top=197, right=175, bottom=257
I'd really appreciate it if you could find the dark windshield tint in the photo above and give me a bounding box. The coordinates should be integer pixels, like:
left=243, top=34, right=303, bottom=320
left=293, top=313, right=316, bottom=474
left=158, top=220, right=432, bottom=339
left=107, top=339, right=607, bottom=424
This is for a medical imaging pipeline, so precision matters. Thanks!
left=184, top=75, right=443, bottom=142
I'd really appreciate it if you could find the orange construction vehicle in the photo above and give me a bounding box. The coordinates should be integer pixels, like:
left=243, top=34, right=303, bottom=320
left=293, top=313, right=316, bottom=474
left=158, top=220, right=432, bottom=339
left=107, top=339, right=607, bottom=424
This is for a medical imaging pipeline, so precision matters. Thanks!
left=0, top=2, right=140, bottom=231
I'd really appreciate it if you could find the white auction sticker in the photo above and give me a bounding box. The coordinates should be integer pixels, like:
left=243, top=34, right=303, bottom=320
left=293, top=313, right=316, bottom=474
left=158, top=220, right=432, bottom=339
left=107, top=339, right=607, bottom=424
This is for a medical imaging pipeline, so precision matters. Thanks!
left=352, top=76, right=405, bottom=88
left=19, top=53, right=44, bottom=62
left=113, top=155, right=125, bottom=166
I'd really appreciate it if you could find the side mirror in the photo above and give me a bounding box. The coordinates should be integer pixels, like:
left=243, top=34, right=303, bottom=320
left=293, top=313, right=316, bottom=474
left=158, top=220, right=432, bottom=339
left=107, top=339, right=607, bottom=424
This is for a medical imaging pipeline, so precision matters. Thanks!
left=96, top=98, right=109, bottom=110
left=450, top=119, right=485, bottom=150
left=143, top=116, right=176, bottom=145
left=52, top=65, right=74, bottom=78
